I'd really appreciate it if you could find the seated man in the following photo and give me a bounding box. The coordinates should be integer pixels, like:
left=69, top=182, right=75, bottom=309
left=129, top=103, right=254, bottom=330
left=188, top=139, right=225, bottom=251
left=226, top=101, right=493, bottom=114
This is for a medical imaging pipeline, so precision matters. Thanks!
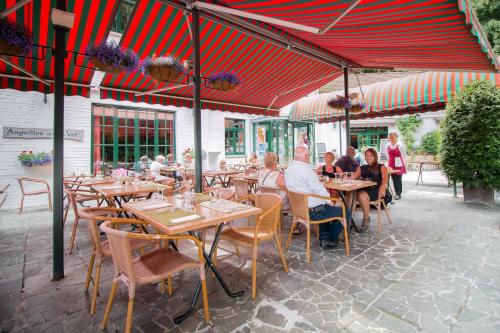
left=285, top=147, right=346, bottom=250
left=335, top=146, right=360, bottom=174
left=149, top=155, right=175, bottom=185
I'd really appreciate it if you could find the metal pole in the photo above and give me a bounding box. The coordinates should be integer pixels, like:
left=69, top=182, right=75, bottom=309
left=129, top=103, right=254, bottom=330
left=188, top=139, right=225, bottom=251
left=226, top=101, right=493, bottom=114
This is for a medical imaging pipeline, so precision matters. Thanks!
left=453, top=180, right=457, bottom=197
left=344, top=67, right=350, bottom=147
left=52, top=0, right=66, bottom=281
left=338, top=121, right=343, bottom=156
left=192, top=7, right=203, bottom=193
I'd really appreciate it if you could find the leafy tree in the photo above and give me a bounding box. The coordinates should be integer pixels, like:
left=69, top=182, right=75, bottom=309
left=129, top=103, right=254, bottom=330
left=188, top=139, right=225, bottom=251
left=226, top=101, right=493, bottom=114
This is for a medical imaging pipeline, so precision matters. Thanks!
left=471, top=0, right=500, bottom=54
left=418, top=130, right=441, bottom=156
left=441, top=80, right=500, bottom=189
left=396, top=115, right=422, bottom=152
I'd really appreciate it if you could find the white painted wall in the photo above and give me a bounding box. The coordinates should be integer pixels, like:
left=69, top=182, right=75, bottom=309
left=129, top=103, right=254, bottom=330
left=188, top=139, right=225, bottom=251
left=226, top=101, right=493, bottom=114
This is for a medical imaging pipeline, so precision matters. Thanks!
left=0, top=89, right=255, bottom=211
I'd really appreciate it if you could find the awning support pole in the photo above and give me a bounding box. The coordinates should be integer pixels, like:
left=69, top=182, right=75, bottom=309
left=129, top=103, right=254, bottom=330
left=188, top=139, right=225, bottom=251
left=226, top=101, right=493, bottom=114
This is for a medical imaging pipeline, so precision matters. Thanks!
left=344, top=67, right=351, bottom=147
left=0, top=0, right=31, bottom=17
left=0, top=56, right=51, bottom=86
left=53, top=0, right=66, bottom=281
left=192, top=7, right=203, bottom=193
left=338, top=121, right=343, bottom=156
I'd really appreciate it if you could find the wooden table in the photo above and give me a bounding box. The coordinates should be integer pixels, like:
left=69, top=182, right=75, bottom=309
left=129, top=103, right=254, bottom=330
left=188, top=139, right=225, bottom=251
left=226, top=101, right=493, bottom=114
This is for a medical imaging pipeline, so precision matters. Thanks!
left=203, top=170, right=242, bottom=187
left=123, top=197, right=261, bottom=323
left=228, top=173, right=259, bottom=192
left=92, top=182, right=159, bottom=207
left=409, top=161, right=442, bottom=185
left=324, top=179, right=377, bottom=232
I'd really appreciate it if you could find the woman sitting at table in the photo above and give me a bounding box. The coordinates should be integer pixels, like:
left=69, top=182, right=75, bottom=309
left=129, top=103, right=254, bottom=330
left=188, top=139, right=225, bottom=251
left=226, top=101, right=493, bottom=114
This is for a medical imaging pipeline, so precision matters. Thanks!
left=248, top=152, right=259, bottom=165
left=150, top=155, right=175, bottom=185
left=258, top=152, right=290, bottom=211
left=316, top=152, right=336, bottom=178
left=183, top=153, right=194, bottom=168
left=353, top=148, right=388, bottom=231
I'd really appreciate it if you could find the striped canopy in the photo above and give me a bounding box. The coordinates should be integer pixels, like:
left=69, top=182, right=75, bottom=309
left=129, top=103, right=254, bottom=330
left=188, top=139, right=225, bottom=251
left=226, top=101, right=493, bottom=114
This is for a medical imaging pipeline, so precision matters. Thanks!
left=290, top=71, right=500, bottom=122
left=99, top=0, right=341, bottom=116
left=0, top=0, right=119, bottom=97
left=219, top=0, right=498, bottom=72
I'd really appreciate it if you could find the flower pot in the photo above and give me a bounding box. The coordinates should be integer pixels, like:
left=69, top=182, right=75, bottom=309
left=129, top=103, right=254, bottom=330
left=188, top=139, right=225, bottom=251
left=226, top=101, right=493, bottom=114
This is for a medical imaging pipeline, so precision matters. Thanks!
left=209, top=79, right=237, bottom=91
left=463, top=186, right=494, bottom=205
left=147, top=65, right=183, bottom=83
left=0, top=38, right=24, bottom=56
left=350, top=105, right=365, bottom=113
left=91, top=58, right=123, bottom=74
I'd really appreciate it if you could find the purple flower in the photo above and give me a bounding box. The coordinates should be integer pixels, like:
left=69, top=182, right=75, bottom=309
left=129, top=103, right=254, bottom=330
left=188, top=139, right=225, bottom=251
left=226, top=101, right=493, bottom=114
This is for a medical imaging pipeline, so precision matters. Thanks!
left=0, top=18, right=33, bottom=55
left=328, top=96, right=351, bottom=109
left=207, top=71, right=241, bottom=85
left=86, top=41, right=138, bottom=72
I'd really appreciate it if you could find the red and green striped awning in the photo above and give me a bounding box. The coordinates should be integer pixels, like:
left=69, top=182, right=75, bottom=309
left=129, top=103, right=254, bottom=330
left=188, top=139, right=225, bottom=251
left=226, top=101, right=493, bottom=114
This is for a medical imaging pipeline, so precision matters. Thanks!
left=290, top=71, right=500, bottom=122
left=0, top=0, right=119, bottom=97
left=219, top=0, right=498, bottom=72
left=99, top=0, right=341, bottom=116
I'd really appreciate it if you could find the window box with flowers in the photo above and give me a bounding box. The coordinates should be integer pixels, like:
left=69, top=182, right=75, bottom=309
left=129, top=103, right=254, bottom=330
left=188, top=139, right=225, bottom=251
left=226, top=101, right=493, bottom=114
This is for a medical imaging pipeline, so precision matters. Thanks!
left=17, top=151, right=53, bottom=167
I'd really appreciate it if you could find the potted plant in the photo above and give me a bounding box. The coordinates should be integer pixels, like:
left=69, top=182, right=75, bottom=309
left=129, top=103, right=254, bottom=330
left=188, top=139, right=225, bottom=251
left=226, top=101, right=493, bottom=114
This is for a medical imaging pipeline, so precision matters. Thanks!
left=327, top=94, right=366, bottom=113
left=86, top=41, right=138, bottom=74
left=0, top=17, right=33, bottom=56
left=17, top=151, right=53, bottom=167
left=141, top=54, right=186, bottom=83
left=207, top=71, right=240, bottom=91
left=441, top=80, right=500, bottom=204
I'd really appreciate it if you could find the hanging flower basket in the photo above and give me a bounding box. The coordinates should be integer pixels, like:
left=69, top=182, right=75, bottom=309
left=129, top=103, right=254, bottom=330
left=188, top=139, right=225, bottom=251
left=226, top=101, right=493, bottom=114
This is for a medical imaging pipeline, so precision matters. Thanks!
left=327, top=95, right=351, bottom=110
left=0, top=18, right=33, bottom=56
left=207, top=71, right=240, bottom=91
left=17, top=151, right=53, bottom=167
left=86, top=41, right=138, bottom=74
left=141, top=55, right=187, bottom=83
left=350, top=102, right=366, bottom=113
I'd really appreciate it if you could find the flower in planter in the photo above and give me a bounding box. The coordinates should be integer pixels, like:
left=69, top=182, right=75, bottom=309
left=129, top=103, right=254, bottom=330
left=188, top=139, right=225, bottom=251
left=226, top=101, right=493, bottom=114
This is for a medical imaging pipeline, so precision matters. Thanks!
left=328, top=95, right=351, bottom=110
left=86, top=41, right=139, bottom=73
left=141, top=54, right=187, bottom=83
left=0, top=17, right=33, bottom=55
left=17, top=151, right=52, bottom=167
left=207, top=71, right=240, bottom=91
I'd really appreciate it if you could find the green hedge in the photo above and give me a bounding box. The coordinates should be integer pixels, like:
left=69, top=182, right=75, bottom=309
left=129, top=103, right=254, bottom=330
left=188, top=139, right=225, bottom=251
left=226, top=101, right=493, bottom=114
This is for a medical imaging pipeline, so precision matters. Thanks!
left=418, top=130, right=441, bottom=156
left=441, top=80, right=500, bottom=189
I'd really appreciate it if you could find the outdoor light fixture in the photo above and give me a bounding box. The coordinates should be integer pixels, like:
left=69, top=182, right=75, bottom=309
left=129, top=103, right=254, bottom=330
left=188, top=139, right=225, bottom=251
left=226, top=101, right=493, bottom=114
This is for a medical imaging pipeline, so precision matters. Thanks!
left=50, top=8, right=75, bottom=29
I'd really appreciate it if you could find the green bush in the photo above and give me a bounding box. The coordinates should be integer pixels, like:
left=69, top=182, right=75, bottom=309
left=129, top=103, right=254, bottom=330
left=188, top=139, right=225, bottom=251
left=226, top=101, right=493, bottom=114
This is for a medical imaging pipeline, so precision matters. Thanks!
left=396, top=115, right=422, bottom=152
left=441, top=80, right=500, bottom=189
left=418, top=130, right=441, bottom=156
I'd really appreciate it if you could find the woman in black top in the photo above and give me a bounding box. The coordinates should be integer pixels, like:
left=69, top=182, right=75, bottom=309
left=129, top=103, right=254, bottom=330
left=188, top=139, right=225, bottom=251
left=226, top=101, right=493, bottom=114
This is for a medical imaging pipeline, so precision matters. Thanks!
left=353, top=148, right=388, bottom=230
left=316, top=151, right=336, bottom=178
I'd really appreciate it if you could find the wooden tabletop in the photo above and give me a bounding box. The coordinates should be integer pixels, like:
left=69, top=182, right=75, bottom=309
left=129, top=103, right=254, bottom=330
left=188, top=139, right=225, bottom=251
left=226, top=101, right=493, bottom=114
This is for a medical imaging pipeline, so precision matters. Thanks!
left=77, top=177, right=115, bottom=187
left=409, top=160, right=441, bottom=165
left=92, top=182, right=159, bottom=197
left=123, top=197, right=262, bottom=235
left=203, top=170, right=242, bottom=177
left=324, top=179, right=377, bottom=191
left=229, top=173, right=259, bottom=182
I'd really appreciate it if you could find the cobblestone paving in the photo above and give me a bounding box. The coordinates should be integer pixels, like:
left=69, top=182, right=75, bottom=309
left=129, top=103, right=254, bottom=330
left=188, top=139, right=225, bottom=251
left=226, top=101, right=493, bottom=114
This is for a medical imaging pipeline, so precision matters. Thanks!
left=1, top=174, right=499, bottom=333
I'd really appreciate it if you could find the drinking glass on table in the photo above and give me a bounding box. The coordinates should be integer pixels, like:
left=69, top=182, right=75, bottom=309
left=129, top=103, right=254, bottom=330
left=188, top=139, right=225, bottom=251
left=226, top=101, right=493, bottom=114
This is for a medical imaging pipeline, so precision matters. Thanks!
left=335, top=173, right=341, bottom=183
left=346, top=172, right=353, bottom=183
left=325, top=175, right=330, bottom=183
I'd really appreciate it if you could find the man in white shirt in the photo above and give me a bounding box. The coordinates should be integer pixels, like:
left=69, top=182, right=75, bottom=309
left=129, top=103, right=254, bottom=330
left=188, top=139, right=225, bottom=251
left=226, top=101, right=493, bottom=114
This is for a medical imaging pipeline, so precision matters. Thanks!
left=285, top=147, right=345, bottom=250
left=150, top=155, right=175, bottom=185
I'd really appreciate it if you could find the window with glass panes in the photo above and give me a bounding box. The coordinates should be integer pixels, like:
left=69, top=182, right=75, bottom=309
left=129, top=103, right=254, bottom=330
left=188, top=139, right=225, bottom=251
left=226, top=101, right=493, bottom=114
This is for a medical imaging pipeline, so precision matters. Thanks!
left=111, top=0, right=135, bottom=34
left=225, top=118, right=245, bottom=155
left=92, top=105, right=175, bottom=173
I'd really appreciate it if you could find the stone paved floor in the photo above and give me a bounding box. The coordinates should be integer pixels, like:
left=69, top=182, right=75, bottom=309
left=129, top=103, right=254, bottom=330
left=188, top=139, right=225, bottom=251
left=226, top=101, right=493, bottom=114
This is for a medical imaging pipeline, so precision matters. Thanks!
left=1, top=171, right=499, bottom=333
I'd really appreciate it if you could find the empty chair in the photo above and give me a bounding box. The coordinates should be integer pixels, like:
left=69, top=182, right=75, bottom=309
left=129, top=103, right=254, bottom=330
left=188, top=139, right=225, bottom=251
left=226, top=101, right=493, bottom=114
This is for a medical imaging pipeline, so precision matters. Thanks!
left=286, top=191, right=349, bottom=262
left=82, top=209, right=150, bottom=315
left=100, top=219, right=210, bottom=333
left=17, top=177, right=52, bottom=214
left=216, top=193, right=288, bottom=299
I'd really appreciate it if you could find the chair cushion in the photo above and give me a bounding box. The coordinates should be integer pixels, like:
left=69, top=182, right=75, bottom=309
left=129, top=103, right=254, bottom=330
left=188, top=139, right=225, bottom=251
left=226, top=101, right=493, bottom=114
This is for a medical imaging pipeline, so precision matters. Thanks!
left=133, top=248, right=197, bottom=284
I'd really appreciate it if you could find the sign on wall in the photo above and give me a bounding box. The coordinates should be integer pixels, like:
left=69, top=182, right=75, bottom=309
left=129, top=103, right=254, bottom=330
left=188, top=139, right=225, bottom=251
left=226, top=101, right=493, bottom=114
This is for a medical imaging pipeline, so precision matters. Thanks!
left=2, top=127, right=84, bottom=141
left=379, top=139, right=389, bottom=161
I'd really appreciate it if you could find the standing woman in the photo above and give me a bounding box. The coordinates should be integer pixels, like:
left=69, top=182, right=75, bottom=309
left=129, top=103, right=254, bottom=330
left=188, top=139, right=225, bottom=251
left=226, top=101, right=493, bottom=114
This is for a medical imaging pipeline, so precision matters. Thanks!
left=386, top=132, right=406, bottom=200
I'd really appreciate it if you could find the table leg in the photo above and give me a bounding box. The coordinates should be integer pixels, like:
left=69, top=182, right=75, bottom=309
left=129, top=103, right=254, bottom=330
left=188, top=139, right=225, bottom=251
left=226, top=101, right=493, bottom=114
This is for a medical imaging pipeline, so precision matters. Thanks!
left=338, top=191, right=359, bottom=233
left=417, top=163, right=423, bottom=185
left=174, top=224, right=244, bottom=324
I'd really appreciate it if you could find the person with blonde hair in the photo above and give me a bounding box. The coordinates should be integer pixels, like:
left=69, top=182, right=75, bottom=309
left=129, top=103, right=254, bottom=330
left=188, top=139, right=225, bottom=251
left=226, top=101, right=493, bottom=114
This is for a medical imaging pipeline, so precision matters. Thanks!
left=385, top=131, right=406, bottom=200
left=258, top=152, right=290, bottom=210
left=248, top=152, right=259, bottom=165
left=317, top=151, right=336, bottom=178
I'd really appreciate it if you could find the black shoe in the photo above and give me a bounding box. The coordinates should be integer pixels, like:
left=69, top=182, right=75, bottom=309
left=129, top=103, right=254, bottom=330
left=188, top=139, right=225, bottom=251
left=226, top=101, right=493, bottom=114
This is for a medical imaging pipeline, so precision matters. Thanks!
left=319, top=239, right=338, bottom=250
left=394, top=195, right=401, bottom=200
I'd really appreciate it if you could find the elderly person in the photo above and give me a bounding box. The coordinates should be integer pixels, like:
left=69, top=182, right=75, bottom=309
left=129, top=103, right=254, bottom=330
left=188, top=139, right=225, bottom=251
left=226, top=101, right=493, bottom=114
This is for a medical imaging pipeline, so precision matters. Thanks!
left=149, top=155, right=175, bottom=185
left=248, top=152, right=259, bottom=165
left=285, top=147, right=346, bottom=250
left=134, top=155, right=150, bottom=172
left=335, top=146, right=360, bottom=174
left=385, top=132, right=406, bottom=200
left=353, top=148, right=388, bottom=230
left=258, top=152, right=290, bottom=211
left=183, top=153, right=194, bottom=168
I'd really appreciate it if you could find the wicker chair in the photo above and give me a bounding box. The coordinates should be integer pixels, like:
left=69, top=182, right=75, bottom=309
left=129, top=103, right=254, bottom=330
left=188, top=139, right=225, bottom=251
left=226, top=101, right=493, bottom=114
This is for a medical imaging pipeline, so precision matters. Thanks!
left=356, top=198, right=393, bottom=233
left=286, top=191, right=349, bottom=262
left=233, top=178, right=250, bottom=200
left=216, top=193, right=288, bottom=299
left=81, top=210, right=151, bottom=315
left=17, top=177, right=52, bottom=214
left=63, top=180, right=100, bottom=224
left=99, top=219, right=210, bottom=333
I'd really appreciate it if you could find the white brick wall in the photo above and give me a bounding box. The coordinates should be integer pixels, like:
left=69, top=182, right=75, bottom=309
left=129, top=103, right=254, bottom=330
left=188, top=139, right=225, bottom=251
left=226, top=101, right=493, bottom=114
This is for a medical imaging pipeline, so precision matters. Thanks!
left=0, top=89, right=254, bottom=211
